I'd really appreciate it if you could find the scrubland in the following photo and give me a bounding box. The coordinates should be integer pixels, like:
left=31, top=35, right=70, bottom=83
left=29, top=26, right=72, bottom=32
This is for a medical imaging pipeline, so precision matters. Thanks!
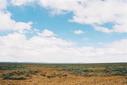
left=0, top=63, right=127, bottom=85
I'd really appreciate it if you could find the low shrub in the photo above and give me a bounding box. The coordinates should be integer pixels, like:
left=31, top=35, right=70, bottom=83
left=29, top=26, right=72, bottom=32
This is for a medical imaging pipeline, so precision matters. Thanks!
left=2, top=70, right=39, bottom=80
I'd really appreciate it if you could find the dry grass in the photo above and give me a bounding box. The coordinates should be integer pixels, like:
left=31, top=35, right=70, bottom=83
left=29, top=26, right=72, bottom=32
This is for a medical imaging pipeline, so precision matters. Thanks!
left=0, top=63, right=127, bottom=85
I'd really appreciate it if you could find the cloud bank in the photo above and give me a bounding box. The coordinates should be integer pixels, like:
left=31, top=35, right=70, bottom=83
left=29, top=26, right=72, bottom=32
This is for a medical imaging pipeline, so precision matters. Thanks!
left=0, top=29, right=127, bottom=63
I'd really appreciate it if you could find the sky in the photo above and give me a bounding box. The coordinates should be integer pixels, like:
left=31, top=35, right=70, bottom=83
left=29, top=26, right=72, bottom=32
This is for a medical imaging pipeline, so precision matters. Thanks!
left=0, top=0, right=127, bottom=63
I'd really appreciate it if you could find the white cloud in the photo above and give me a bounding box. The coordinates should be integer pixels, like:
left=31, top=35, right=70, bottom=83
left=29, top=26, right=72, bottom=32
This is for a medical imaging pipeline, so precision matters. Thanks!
left=38, top=0, right=127, bottom=33
left=11, top=0, right=35, bottom=6
left=6, top=0, right=127, bottom=33
left=0, top=0, right=7, bottom=10
left=0, top=11, right=32, bottom=31
left=94, top=23, right=127, bottom=33
left=0, top=0, right=32, bottom=32
left=73, top=29, right=84, bottom=35
left=38, top=29, right=56, bottom=37
left=0, top=29, right=127, bottom=63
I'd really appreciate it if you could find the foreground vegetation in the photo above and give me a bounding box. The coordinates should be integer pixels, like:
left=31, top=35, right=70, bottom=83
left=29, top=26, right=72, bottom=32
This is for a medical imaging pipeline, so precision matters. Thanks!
left=0, top=63, right=127, bottom=79
left=0, top=63, right=127, bottom=85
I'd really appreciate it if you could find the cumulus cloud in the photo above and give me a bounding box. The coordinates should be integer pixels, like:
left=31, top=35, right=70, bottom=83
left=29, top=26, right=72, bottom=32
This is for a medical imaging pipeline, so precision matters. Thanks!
left=0, top=0, right=7, bottom=10
left=0, top=11, right=32, bottom=31
left=0, top=29, right=127, bottom=63
left=6, top=0, right=127, bottom=33
left=11, top=0, right=36, bottom=6
left=73, top=29, right=84, bottom=35
left=0, top=0, right=32, bottom=32
left=38, top=29, right=56, bottom=37
left=38, top=0, right=127, bottom=33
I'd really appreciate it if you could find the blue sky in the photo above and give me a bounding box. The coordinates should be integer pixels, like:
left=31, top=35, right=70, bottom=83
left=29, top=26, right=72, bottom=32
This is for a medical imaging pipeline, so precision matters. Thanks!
left=0, top=0, right=127, bottom=63
left=7, top=4, right=127, bottom=46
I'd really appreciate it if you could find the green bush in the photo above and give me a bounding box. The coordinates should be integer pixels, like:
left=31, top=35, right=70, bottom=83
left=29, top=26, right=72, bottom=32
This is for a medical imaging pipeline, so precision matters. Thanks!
left=0, top=65, right=25, bottom=70
left=2, top=73, right=26, bottom=80
left=1, top=70, right=39, bottom=80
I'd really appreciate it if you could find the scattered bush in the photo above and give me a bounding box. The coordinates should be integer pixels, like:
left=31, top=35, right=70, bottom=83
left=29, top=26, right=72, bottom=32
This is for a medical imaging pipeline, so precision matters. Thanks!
left=2, top=70, right=39, bottom=80
left=2, top=72, right=26, bottom=80
left=0, top=64, right=25, bottom=70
